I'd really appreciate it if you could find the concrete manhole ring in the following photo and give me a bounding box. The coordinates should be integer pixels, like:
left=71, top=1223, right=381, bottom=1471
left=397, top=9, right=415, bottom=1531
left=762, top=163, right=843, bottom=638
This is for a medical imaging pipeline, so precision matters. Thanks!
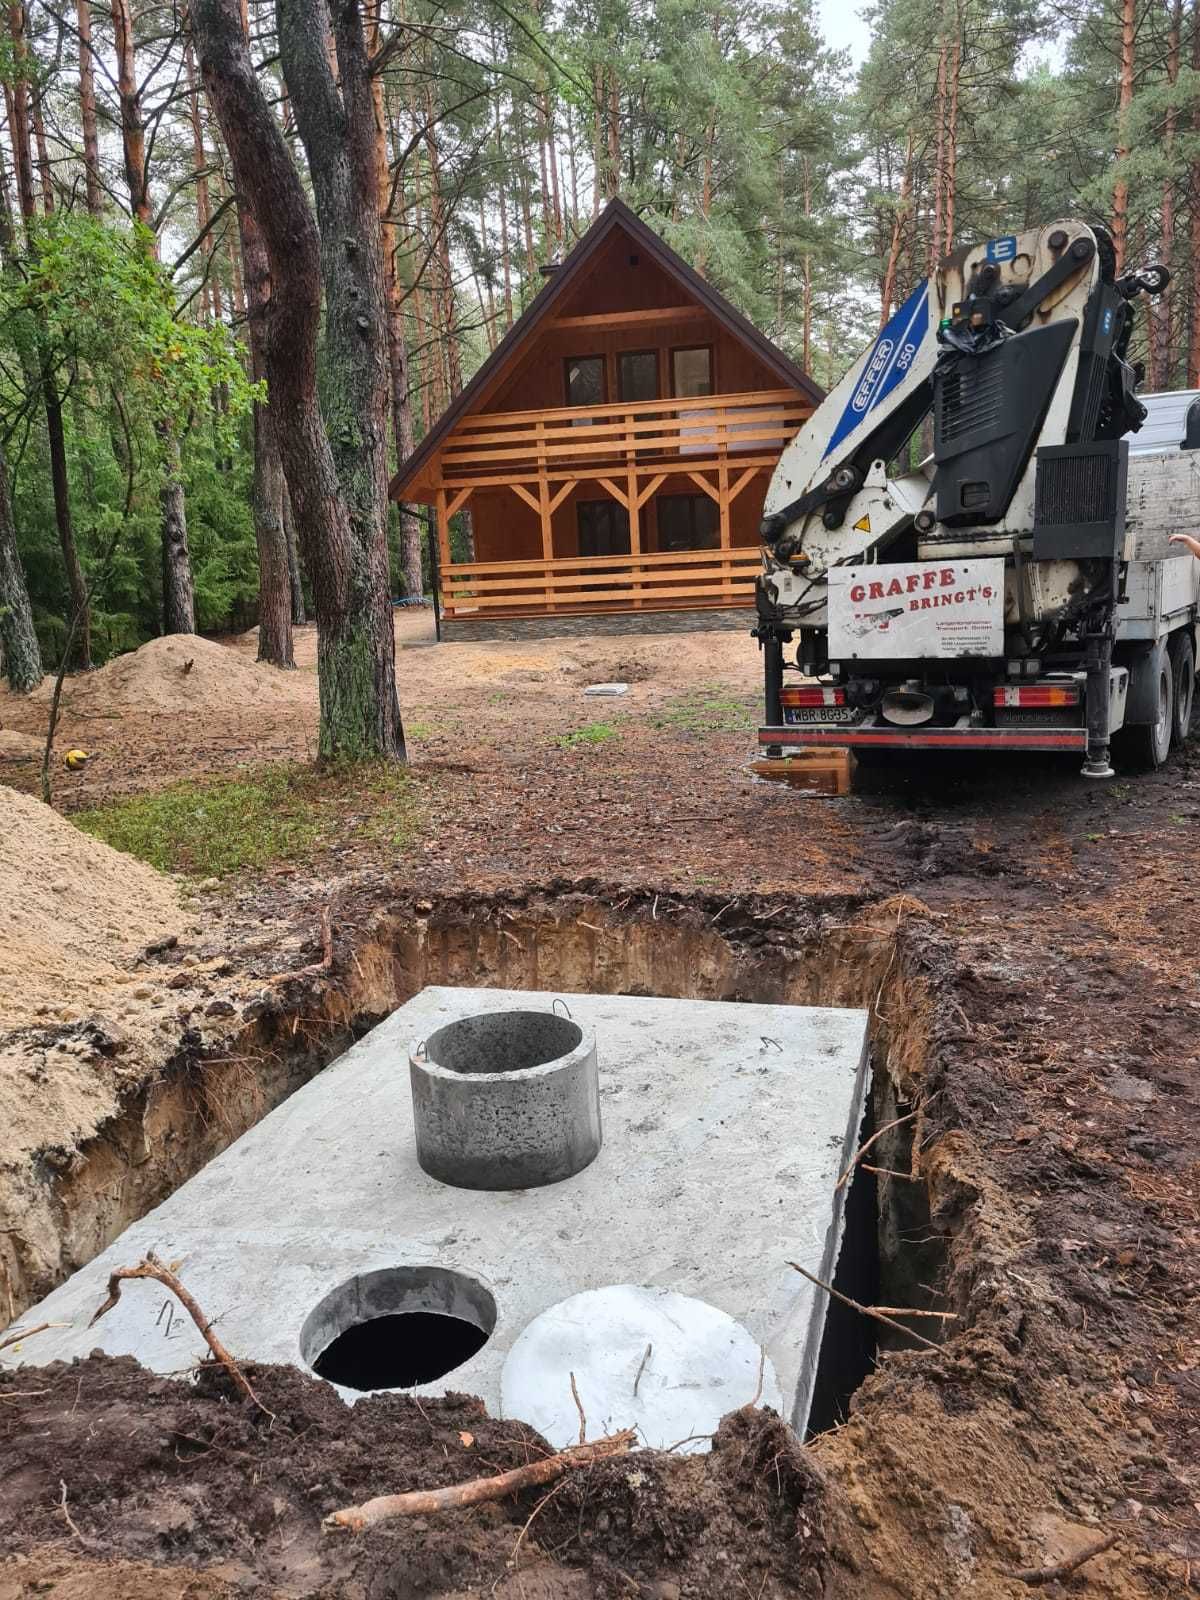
left=410, top=1007, right=602, bottom=1190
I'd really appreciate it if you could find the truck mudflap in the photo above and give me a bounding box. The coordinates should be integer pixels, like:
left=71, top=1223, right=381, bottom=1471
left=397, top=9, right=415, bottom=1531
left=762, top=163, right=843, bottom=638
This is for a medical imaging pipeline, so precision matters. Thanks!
left=758, top=720, right=1088, bottom=752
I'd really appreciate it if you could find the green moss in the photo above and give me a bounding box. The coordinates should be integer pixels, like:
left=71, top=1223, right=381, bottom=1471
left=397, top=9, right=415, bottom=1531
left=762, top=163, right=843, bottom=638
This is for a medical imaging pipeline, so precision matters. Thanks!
left=654, top=687, right=754, bottom=734
left=77, top=760, right=420, bottom=877
left=555, top=721, right=622, bottom=748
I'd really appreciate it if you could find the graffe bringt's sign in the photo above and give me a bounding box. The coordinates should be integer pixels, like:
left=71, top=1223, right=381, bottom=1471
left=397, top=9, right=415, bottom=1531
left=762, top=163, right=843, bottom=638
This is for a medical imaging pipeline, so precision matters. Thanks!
left=827, top=558, right=1005, bottom=660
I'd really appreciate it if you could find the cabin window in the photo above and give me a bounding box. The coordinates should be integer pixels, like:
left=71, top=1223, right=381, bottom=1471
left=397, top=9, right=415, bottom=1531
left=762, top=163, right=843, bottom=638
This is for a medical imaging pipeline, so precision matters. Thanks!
left=656, top=493, right=718, bottom=552
left=565, top=355, right=606, bottom=408
left=577, top=499, right=631, bottom=557
left=671, top=345, right=713, bottom=398
left=618, top=349, right=658, bottom=403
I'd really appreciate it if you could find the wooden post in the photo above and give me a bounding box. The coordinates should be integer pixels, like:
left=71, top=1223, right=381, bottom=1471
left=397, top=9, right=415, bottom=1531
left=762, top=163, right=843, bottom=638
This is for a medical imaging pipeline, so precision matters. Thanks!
left=626, top=408, right=641, bottom=608
left=536, top=418, right=553, bottom=611
left=435, top=484, right=453, bottom=616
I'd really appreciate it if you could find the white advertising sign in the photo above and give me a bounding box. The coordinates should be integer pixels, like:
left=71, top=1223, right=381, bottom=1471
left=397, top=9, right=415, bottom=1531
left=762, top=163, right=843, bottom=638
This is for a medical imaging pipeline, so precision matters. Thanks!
left=827, top=558, right=1005, bottom=660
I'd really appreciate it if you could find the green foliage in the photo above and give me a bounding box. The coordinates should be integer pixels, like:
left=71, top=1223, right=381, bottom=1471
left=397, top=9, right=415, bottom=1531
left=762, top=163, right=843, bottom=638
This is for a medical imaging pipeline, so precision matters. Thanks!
left=2, top=214, right=260, bottom=660
left=77, top=761, right=421, bottom=877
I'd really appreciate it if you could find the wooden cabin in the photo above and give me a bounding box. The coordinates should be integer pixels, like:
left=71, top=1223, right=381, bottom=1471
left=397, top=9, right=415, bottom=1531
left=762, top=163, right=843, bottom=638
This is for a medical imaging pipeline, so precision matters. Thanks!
left=391, top=199, right=823, bottom=637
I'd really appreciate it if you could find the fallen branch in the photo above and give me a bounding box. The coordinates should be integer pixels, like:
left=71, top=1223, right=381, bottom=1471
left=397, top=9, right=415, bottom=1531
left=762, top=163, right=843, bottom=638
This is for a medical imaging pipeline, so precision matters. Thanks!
left=786, top=1261, right=940, bottom=1351
left=1003, top=1530, right=1118, bottom=1586
left=324, top=1428, right=637, bottom=1533
left=835, top=1109, right=918, bottom=1192
left=89, top=1252, right=272, bottom=1418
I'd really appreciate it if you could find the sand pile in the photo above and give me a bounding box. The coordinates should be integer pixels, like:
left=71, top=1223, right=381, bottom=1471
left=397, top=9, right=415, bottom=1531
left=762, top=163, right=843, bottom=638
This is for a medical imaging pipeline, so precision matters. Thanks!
left=0, top=785, right=185, bottom=1029
left=0, top=729, right=41, bottom=759
left=37, top=634, right=303, bottom=715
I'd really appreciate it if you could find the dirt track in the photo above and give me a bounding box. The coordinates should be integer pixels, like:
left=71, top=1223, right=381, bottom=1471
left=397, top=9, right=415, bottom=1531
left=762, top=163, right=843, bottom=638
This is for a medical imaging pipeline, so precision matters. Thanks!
left=0, top=613, right=1197, bottom=1596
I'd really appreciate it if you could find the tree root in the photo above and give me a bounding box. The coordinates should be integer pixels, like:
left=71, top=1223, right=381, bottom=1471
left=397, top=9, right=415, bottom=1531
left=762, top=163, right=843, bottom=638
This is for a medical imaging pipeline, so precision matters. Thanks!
left=89, top=1251, right=272, bottom=1418
left=324, top=1427, right=638, bottom=1533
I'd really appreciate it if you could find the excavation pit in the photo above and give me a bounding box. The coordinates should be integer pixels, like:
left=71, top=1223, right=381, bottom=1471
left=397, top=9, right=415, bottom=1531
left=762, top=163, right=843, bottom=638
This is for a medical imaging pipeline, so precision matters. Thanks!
left=18, top=984, right=870, bottom=1442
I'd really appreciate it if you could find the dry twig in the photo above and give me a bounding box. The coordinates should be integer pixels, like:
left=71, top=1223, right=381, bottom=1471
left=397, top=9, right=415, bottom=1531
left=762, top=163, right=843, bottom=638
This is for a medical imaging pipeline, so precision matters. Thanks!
left=0, top=1321, right=66, bottom=1355
left=569, top=1370, right=587, bottom=1444
left=1003, top=1530, right=1118, bottom=1586
left=324, top=1428, right=637, bottom=1533
left=786, top=1261, right=940, bottom=1351
left=633, top=1342, right=652, bottom=1397
left=89, top=1252, right=272, bottom=1418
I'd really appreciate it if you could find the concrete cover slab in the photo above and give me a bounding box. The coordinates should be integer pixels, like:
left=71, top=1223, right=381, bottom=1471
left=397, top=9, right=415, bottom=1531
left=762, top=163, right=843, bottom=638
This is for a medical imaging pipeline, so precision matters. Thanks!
left=15, top=987, right=869, bottom=1437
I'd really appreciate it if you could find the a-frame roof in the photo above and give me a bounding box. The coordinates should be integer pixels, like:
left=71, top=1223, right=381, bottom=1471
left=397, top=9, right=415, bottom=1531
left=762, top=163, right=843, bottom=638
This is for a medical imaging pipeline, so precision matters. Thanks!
left=390, top=197, right=823, bottom=500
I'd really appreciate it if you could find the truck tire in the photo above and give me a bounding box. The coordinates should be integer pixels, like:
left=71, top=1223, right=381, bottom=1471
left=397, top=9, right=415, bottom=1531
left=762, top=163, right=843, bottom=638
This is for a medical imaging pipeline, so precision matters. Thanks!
left=1115, top=642, right=1174, bottom=769
left=1170, top=631, right=1195, bottom=747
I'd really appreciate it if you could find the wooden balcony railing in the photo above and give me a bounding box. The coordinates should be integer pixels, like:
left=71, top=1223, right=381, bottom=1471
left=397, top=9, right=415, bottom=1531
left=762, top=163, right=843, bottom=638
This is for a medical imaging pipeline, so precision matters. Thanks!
left=441, top=546, right=761, bottom=618
left=437, top=387, right=808, bottom=487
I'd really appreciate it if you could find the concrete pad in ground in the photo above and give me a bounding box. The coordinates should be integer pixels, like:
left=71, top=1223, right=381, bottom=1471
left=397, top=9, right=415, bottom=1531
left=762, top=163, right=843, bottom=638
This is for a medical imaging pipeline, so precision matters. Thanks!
left=15, top=987, right=869, bottom=1436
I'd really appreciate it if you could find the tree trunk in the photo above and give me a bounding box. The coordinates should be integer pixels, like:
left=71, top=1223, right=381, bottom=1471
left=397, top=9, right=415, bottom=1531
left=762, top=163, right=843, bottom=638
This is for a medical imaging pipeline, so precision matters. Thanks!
left=1191, top=0, right=1200, bottom=384
left=367, top=15, right=423, bottom=605
left=252, top=398, right=294, bottom=664
left=8, top=5, right=92, bottom=668
left=1152, top=0, right=1182, bottom=388
left=112, top=0, right=197, bottom=634
left=110, top=0, right=152, bottom=226
left=283, top=486, right=306, bottom=624
left=943, top=14, right=961, bottom=254
left=494, top=84, right=514, bottom=326
left=880, top=132, right=914, bottom=325
left=0, top=439, right=41, bottom=691
left=75, top=0, right=103, bottom=213
left=160, top=432, right=196, bottom=633
left=220, top=0, right=295, bottom=666
left=194, top=0, right=403, bottom=759
left=1112, top=0, right=1136, bottom=272
left=930, top=35, right=948, bottom=269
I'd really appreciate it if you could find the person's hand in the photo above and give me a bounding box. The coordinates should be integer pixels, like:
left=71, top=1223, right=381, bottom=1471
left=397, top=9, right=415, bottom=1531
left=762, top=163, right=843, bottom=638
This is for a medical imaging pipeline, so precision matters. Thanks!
left=1169, top=533, right=1200, bottom=559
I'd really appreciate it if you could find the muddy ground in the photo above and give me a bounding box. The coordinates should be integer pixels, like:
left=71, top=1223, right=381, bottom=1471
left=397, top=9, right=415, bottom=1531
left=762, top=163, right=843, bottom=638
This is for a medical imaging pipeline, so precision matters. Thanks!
left=0, top=612, right=1197, bottom=1597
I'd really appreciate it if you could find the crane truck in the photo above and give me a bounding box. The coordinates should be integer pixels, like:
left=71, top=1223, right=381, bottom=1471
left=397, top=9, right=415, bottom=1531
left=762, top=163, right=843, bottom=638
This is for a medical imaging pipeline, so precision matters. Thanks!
left=754, top=219, right=1200, bottom=776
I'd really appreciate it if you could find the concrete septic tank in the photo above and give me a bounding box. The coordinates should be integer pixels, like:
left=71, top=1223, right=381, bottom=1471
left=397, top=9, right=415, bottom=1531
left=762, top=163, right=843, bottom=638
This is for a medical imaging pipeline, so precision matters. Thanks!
left=15, top=987, right=870, bottom=1446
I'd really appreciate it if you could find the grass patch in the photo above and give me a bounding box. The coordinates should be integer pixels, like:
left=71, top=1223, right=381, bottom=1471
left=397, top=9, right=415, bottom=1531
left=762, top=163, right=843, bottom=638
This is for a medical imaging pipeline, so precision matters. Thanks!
left=654, top=686, right=755, bottom=734
left=554, top=721, right=623, bottom=749
left=77, top=761, right=420, bottom=877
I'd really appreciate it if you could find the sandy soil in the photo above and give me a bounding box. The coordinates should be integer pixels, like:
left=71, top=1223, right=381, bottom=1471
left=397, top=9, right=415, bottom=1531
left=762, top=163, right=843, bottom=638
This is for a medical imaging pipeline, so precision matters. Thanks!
left=0, top=611, right=1197, bottom=1597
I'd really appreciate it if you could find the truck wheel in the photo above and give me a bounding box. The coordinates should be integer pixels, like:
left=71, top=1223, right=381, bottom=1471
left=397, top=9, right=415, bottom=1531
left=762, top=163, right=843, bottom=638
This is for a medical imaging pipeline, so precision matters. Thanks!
left=1116, top=643, right=1174, bottom=769
left=1170, top=632, right=1195, bottom=747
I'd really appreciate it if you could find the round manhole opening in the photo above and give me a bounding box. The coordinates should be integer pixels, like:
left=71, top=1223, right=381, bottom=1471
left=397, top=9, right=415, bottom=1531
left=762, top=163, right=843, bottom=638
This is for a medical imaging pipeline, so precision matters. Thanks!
left=300, top=1266, right=496, bottom=1393
left=424, top=1009, right=584, bottom=1076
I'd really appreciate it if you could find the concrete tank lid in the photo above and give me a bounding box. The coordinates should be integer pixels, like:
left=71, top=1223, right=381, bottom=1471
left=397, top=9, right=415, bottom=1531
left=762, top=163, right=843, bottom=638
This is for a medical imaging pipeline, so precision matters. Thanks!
left=500, top=1284, right=783, bottom=1453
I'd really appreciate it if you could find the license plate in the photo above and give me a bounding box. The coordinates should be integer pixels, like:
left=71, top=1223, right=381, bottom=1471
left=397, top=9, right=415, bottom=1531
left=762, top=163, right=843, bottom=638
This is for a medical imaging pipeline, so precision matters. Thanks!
left=783, top=706, right=861, bottom=725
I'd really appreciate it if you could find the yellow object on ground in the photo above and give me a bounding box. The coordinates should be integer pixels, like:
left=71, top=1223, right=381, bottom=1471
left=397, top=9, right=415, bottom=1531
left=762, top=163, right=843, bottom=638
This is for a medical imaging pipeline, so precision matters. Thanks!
left=63, top=749, right=90, bottom=771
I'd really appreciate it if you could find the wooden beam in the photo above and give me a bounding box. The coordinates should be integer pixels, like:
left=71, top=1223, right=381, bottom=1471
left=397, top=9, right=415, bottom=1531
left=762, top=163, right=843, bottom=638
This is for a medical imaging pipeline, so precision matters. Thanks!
left=548, top=480, right=574, bottom=515
left=546, top=305, right=709, bottom=332
left=597, top=476, right=630, bottom=509
left=687, top=470, right=721, bottom=502
left=446, top=486, right=472, bottom=518
left=635, top=472, right=667, bottom=509
left=727, top=466, right=761, bottom=503
left=509, top=481, right=541, bottom=514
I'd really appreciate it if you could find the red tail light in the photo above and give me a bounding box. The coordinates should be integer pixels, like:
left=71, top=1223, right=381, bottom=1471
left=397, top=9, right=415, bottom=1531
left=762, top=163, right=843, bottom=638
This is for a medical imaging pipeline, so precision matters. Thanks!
left=781, top=686, right=847, bottom=707
left=994, top=684, right=1080, bottom=708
